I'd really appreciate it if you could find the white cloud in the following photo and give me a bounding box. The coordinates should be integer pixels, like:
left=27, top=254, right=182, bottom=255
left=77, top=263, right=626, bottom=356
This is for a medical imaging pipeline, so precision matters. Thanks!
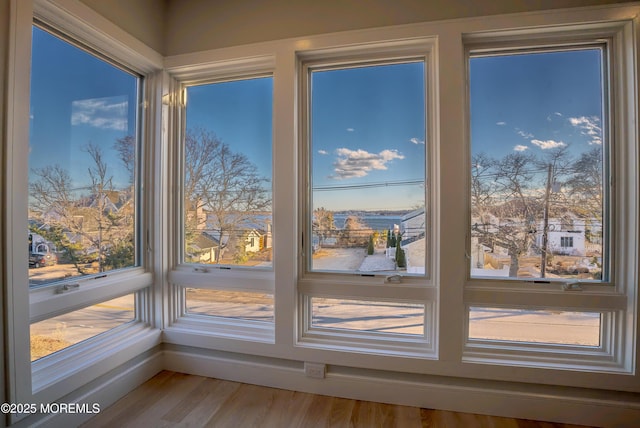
left=547, top=112, right=563, bottom=122
left=346, top=128, right=355, bottom=132
left=71, top=97, right=128, bottom=131
left=332, top=148, right=404, bottom=179
left=514, top=145, right=529, bottom=152
left=516, top=130, right=534, bottom=139
left=496, top=121, right=506, bottom=126
left=409, top=137, right=424, bottom=145
left=531, top=139, right=566, bottom=150
left=317, top=149, right=329, bottom=155
left=568, top=116, right=602, bottom=145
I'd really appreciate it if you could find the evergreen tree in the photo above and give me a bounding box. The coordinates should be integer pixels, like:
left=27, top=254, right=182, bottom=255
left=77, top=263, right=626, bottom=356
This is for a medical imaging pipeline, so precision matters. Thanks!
left=395, top=235, right=406, bottom=268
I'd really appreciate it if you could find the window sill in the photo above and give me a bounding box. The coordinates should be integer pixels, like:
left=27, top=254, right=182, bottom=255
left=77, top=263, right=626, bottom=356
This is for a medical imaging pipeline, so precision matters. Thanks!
left=32, top=322, right=161, bottom=401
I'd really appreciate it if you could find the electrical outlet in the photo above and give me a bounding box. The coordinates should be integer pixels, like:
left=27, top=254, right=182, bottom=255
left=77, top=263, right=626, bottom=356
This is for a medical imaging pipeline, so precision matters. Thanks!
left=304, top=362, right=326, bottom=379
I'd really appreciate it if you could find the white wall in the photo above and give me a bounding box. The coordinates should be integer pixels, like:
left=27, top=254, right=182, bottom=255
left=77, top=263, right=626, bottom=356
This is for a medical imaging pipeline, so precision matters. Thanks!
left=79, top=0, right=165, bottom=54
left=164, top=0, right=637, bottom=54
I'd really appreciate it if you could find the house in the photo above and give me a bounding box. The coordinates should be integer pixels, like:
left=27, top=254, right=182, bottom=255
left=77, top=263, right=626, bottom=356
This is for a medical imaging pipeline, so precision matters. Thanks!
left=189, top=231, right=221, bottom=263
left=400, top=207, right=425, bottom=242
left=535, top=215, right=587, bottom=257
left=2, top=1, right=639, bottom=427
left=397, top=209, right=426, bottom=274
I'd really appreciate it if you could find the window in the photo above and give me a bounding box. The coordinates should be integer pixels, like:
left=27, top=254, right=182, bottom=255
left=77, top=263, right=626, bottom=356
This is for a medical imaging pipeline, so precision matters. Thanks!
left=185, top=289, right=274, bottom=322
left=308, top=62, right=426, bottom=275
left=4, top=4, right=157, bottom=409
left=26, top=23, right=146, bottom=366
left=30, top=294, right=136, bottom=361
left=469, top=47, right=606, bottom=281
left=183, top=77, right=272, bottom=269
left=28, top=26, right=140, bottom=288
left=171, top=74, right=275, bottom=330
left=463, top=21, right=636, bottom=373
left=311, top=298, right=424, bottom=336
left=297, top=41, right=437, bottom=356
left=468, top=306, right=601, bottom=346
left=560, top=236, right=574, bottom=248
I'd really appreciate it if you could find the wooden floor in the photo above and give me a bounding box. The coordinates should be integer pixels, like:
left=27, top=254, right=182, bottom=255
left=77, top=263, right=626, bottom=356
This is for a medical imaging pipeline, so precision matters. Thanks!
left=82, top=371, right=593, bottom=428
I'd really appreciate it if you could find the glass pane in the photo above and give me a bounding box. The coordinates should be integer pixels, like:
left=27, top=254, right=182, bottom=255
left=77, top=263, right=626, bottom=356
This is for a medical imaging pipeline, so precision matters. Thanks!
left=184, top=78, right=273, bottom=267
left=469, top=49, right=605, bottom=281
left=30, top=294, right=135, bottom=361
left=311, top=298, right=424, bottom=336
left=310, top=63, right=426, bottom=275
left=28, top=26, right=139, bottom=287
left=185, top=289, right=274, bottom=322
left=468, top=307, right=601, bottom=346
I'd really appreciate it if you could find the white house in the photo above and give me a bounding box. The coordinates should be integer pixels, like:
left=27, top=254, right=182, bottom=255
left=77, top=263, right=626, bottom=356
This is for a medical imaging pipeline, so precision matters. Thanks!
left=536, top=215, right=586, bottom=257
left=400, top=208, right=425, bottom=241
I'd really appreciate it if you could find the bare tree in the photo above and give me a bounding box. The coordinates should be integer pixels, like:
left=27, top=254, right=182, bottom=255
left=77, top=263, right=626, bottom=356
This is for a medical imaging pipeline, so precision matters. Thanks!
left=341, top=215, right=372, bottom=247
left=565, top=146, right=603, bottom=219
left=85, top=143, right=127, bottom=271
left=184, top=128, right=271, bottom=263
left=29, top=165, right=89, bottom=273
left=471, top=153, right=498, bottom=224
left=471, top=144, right=605, bottom=278
left=472, top=152, right=541, bottom=276
left=114, top=135, right=136, bottom=183
left=313, top=207, right=337, bottom=245
left=30, top=144, right=134, bottom=273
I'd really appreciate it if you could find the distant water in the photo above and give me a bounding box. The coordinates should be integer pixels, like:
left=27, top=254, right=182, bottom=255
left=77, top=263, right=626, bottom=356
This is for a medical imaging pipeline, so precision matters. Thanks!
left=333, top=215, right=402, bottom=231
left=209, top=213, right=403, bottom=232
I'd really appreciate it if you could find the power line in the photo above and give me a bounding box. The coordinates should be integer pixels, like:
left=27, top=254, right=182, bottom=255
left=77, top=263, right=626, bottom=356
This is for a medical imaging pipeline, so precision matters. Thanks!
left=313, top=179, right=424, bottom=191
left=472, top=165, right=598, bottom=179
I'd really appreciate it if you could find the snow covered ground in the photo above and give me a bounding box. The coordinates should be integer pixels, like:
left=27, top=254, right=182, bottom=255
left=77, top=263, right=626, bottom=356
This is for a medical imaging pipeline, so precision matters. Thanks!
left=312, top=248, right=397, bottom=272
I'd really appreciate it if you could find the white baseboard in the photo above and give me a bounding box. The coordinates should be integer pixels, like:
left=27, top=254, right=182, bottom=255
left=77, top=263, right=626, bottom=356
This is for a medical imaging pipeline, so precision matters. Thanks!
left=11, top=346, right=638, bottom=427
left=163, top=347, right=640, bottom=428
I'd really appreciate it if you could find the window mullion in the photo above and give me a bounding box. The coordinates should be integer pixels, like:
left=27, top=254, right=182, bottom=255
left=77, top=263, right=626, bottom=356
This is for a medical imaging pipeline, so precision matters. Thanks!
left=437, top=29, right=467, bottom=363
left=273, top=48, right=298, bottom=348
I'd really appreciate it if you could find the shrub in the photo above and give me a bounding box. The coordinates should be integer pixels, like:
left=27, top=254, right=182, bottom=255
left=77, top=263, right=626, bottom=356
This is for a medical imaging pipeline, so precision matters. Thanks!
left=395, top=235, right=406, bottom=268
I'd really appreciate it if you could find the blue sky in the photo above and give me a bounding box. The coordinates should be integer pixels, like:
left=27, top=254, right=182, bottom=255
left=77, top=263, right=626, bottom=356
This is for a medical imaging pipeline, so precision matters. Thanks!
left=470, top=49, right=604, bottom=159
left=30, top=25, right=603, bottom=215
left=29, top=26, right=138, bottom=191
left=185, top=78, right=273, bottom=180
left=311, top=62, right=426, bottom=211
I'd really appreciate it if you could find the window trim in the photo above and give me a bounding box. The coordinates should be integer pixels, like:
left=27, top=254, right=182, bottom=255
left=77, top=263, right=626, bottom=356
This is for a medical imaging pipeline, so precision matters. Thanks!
left=466, top=40, right=612, bottom=286
left=299, top=46, right=437, bottom=285
left=165, top=56, right=277, bottom=336
left=462, top=20, right=637, bottom=373
left=4, top=0, right=162, bottom=416
left=178, top=72, right=274, bottom=271
left=295, top=39, right=440, bottom=356
left=464, top=305, right=622, bottom=371
left=300, top=294, right=436, bottom=357
left=25, top=22, right=149, bottom=305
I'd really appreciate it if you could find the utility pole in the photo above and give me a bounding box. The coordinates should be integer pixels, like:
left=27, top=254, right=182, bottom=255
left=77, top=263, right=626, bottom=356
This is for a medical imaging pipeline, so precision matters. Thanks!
left=540, top=163, right=552, bottom=278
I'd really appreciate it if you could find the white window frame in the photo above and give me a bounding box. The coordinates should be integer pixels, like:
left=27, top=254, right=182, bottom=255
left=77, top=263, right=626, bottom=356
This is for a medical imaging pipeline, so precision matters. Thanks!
left=462, top=20, right=637, bottom=373
left=4, top=0, right=162, bottom=420
left=166, top=55, right=277, bottom=342
left=296, top=39, right=439, bottom=357
left=157, top=2, right=638, bottom=396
